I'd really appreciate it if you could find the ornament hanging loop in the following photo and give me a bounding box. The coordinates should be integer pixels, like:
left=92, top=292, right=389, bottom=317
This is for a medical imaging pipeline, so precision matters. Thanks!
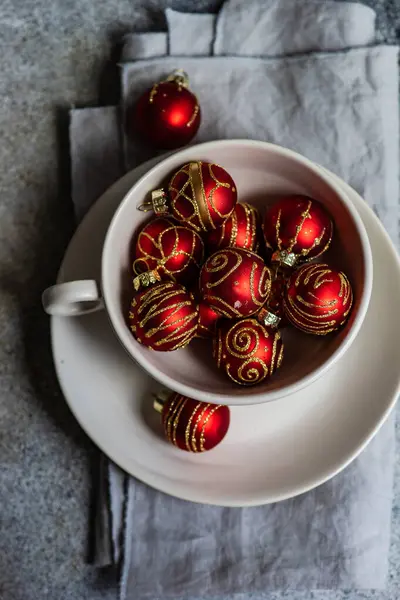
left=166, top=69, right=189, bottom=88
left=137, top=200, right=153, bottom=212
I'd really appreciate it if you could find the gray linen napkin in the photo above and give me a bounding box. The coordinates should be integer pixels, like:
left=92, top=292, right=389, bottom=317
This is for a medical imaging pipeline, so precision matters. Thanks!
left=213, top=0, right=376, bottom=55
left=69, top=1, right=398, bottom=596
left=164, top=1, right=376, bottom=59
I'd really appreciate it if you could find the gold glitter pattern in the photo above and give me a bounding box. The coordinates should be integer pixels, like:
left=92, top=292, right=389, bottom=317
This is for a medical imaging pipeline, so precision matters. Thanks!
left=203, top=296, right=243, bottom=318
left=230, top=210, right=238, bottom=246
left=207, top=203, right=260, bottom=252
left=246, top=203, right=260, bottom=251
left=191, top=403, right=210, bottom=452
left=172, top=398, right=187, bottom=447
left=128, top=282, right=198, bottom=350
left=283, top=263, right=353, bottom=335
left=287, top=201, right=312, bottom=253
left=303, top=228, right=333, bottom=262
left=265, top=197, right=333, bottom=265
left=184, top=402, right=201, bottom=451
left=297, top=263, right=330, bottom=287
left=257, top=263, right=272, bottom=305
left=204, top=250, right=242, bottom=288
left=199, top=405, right=222, bottom=452
left=186, top=103, right=200, bottom=128
left=165, top=394, right=184, bottom=442
left=149, top=83, right=158, bottom=103
left=277, top=344, right=284, bottom=368
left=270, top=329, right=280, bottom=372
left=275, top=209, right=283, bottom=251
left=207, top=163, right=233, bottom=219
left=133, top=216, right=204, bottom=283
left=215, top=318, right=283, bottom=386
left=190, top=161, right=213, bottom=229
left=200, top=248, right=271, bottom=318
left=168, top=161, right=236, bottom=232
left=230, top=359, right=269, bottom=385
left=214, top=327, right=223, bottom=367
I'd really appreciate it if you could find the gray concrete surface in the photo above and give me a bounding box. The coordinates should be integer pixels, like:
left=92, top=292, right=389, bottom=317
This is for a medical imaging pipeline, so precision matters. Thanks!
left=0, top=1, right=399, bottom=599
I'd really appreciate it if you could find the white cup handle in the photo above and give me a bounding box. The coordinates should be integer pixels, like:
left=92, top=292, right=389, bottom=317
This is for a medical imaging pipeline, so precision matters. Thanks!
left=42, top=280, right=104, bottom=316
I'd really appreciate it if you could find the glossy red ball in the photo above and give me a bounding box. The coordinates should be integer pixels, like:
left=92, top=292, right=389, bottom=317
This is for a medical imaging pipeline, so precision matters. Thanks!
left=133, top=216, right=204, bottom=286
left=196, top=301, right=220, bottom=338
left=263, top=195, right=333, bottom=266
left=129, top=80, right=201, bottom=149
left=200, top=248, right=271, bottom=318
left=206, top=202, right=261, bottom=254
left=214, top=318, right=284, bottom=386
left=283, top=263, right=353, bottom=335
left=168, top=161, right=237, bottom=232
left=129, top=281, right=198, bottom=351
left=159, top=392, right=230, bottom=452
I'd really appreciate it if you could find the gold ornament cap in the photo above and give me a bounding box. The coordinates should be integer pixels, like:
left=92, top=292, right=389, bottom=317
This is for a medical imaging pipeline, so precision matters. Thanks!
left=272, top=249, right=298, bottom=268
left=133, top=270, right=162, bottom=292
left=153, top=390, right=172, bottom=414
left=137, top=188, right=169, bottom=215
left=166, top=69, right=189, bottom=88
left=258, top=307, right=281, bottom=329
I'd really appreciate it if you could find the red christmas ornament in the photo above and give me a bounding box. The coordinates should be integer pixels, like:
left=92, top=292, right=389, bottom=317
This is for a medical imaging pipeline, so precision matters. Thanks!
left=127, top=70, right=201, bottom=150
left=206, top=202, right=261, bottom=254
left=257, top=266, right=290, bottom=328
left=196, top=301, right=220, bottom=338
left=139, top=161, right=237, bottom=233
left=214, top=318, right=284, bottom=386
left=200, top=248, right=271, bottom=318
left=133, top=216, right=204, bottom=286
left=129, top=281, right=198, bottom=351
left=154, top=391, right=230, bottom=452
left=263, top=195, right=333, bottom=267
left=283, top=263, right=353, bottom=335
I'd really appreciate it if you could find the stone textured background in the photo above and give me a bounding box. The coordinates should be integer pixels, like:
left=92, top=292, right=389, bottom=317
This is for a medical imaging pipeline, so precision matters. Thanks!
left=0, top=1, right=399, bottom=599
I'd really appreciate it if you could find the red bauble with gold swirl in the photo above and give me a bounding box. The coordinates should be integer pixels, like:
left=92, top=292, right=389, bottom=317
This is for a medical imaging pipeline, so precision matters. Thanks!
left=263, top=195, right=333, bottom=267
left=140, top=162, right=237, bottom=233
left=199, top=248, right=271, bottom=318
left=128, top=281, right=198, bottom=351
left=133, top=216, right=204, bottom=286
left=206, top=202, right=261, bottom=254
left=196, top=301, right=220, bottom=339
left=168, top=161, right=237, bottom=232
left=283, top=263, right=353, bottom=335
left=127, top=70, right=201, bottom=150
left=154, top=391, right=230, bottom=452
left=213, top=318, right=284, bottom=386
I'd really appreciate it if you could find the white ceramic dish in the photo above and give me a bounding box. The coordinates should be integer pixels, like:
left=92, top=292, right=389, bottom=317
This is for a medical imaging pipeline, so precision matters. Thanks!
left=52, top=163, right=400, bottom=506
left=45, top=141, right=372, bottom=405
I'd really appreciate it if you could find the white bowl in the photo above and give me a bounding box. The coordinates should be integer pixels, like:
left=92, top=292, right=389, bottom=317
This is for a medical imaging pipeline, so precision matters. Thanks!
left=101, top=140, right=372, bottom=405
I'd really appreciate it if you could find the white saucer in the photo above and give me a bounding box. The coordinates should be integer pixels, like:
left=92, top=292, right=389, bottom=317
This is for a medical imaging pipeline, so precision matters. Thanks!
left=52, top=163, right=400, bottom=506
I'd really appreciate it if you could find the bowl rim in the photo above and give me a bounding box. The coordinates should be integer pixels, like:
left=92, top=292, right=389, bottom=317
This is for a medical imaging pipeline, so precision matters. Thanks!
left=102, top=139, right=373, bottom=405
